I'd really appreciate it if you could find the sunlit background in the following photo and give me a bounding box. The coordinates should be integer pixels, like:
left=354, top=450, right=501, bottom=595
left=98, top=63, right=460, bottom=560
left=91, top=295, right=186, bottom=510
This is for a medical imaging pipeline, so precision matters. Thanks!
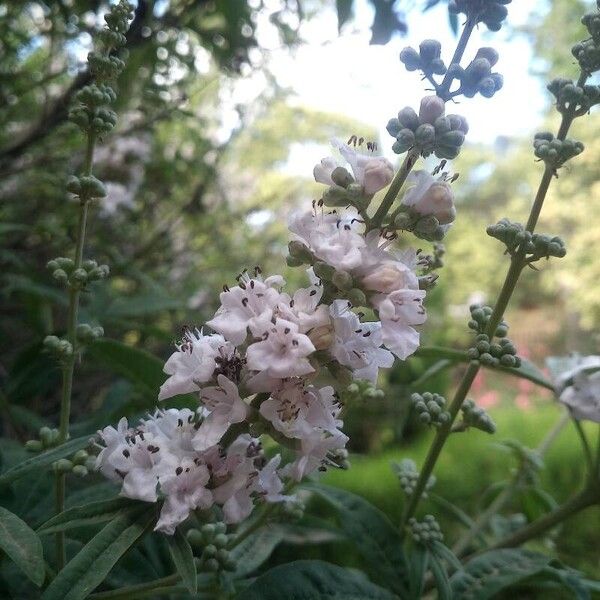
left=1, top=0, right=599, bottom=584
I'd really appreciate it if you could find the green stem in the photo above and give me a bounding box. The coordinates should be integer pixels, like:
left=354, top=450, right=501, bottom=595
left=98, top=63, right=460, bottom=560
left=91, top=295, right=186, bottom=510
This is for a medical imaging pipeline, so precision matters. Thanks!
left=485, top=486, right=599, bottom=551
left=572, top=418, right=595, bottom=478
left=55, top=472, right=66, bottom=571
left=453, top=409, right=571, bottom=555
left=400, top=80, right=588, bottom=527
left=370, top=149, right=419, bottom=228
left=438, top=17, right=476, bottom=98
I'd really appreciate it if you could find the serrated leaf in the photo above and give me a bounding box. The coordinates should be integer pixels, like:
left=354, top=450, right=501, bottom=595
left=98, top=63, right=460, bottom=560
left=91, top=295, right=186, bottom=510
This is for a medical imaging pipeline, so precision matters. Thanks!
left=0, top=506, right=45, bottom=587
left=41, top=505, right=156, bottom=600
left=304, top=483, right=408, bottom=596
left=229, top=524, right=284, bottom=578
left=242, top=560, right=398, bottom=600
left=167, top=527, right=197, bottom=594
left=37, top=497, right=138, bottom=535
left=451, top=549, right=552, bottom=599
left=0, top=435, right=90, bottom=486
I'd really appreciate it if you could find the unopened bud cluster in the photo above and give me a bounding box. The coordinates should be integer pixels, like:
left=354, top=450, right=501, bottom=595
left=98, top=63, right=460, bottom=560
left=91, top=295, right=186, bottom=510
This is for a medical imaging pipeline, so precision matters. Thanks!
left=343, top=380, right=384, bottom=403
left=533, top=133, right=584, bottom=171
left=449, top=0, right=510, bottom=31
left=67, top=175, right=107, bottom=200
left=547, top=78, right=600, bottom=117
left=448, top=47, right=503, bottom=99
left=411, top=392, right=450, bottom=428
left=53, top=450, right=94, bottom=478
left=467, top=332, right=521, bottom=368
left=25, top=426, right=61, bottom=452
left=394, top=459, right=435, bottom=498
left=47, top=257, right=109, bottom=289
left=68, top=1, right=133, bottom=135
left=187, top=523, right=236, bottom=572
left=408, top=515, right=443, bottom=544
left=487, top=219, right=567, bottom=261
left=282, top=499, right=306, bottom=520
left=400, top=40, right=446, bottom=77
left=387, top=97, right=468, bottom=159
left=573, top=8, right=600, bottom=74
left=467, top=304, right=508, bottom=337
left=458, top=399, right=496, bottom=433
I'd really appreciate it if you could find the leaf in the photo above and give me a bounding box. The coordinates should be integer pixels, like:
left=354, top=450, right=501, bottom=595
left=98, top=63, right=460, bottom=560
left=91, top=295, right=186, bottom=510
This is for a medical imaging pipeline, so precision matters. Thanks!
left=408, top=545, right=429, bottom=599
left=451, top=549, right=553, bottom=599
left=429, top=553, right=452, bottom=600
left=41, top=505, right=156, bottom=600
left=0, top=506, right=45, bottom=587
left=429, top=494, right=487, bottom=545
left=431, top=540, right=463, bottom=572
left=37, top=497, right=138, bottom=535
left=424, top=0, right=440, bottom=10
left=304, top=483, right=408, bottom=595
left=519, top=486, right=558, bottom=522
left=167, top=527, right=197, bottom=594
left=229, top=524, right=284, bottom=578
left=106, top=294, right=185, bottom=318
left=88, top=338, right=165, bottom=397
left=410, top=359, right=453, bottom=389
left=336, top=0, right=354, bottom=31
left=242, top=560, right=398, bottom=600
left=0, top=435, right=90, bottom=486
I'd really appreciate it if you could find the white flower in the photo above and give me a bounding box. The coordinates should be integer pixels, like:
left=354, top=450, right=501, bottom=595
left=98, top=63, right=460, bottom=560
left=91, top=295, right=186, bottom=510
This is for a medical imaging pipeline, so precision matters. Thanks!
left=553, top=355, right=600, bottom=423
left=275, top=284, right=330, bottom=334
left=155, top=457, right=213, bottom=534
left=375, top=289, right=427, bottom=360
left=401, top=171, right=456, bottom=226
left=206, top=274, right=284, bottom=346
left=257, top=454, right=288, bottom=503
left=284, top=430, right=349, bottom=481
left=246, top=318, right=316, bottom=378
left=288, top=209, right=366, bottom=272
left=259, top=380, right=341, bottom=438
left=329, top=300, right=394, bottom=382
left=193, top=375, right=248, bottom=450
left=143, top=408, right=199, bottom=456
left=314, top=139, right=394, bottom=195
left=158, top=329, right=232, bottom=401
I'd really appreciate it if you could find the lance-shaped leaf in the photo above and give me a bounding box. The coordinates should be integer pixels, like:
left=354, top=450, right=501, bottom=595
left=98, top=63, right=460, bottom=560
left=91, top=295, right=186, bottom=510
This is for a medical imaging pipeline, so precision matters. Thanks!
left=37, top=497, right=138, bottom=535
left=304, top=483, right=409, bottom=596
left=242, top=560, right=398, bottom=600
left=229, top=524, right=285, bottom=578
left=0, top=435, right=90, bottom=486
left=167, top=527, right=197, bottom=594
left=0, top=506, right=45, bottom=587
left=41, top=504, right=156, bottom=600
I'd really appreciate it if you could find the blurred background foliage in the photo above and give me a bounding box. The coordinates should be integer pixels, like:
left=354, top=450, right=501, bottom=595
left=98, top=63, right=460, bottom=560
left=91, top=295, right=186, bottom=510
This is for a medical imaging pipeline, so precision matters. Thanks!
left=1, top=0, right=599, bottom=586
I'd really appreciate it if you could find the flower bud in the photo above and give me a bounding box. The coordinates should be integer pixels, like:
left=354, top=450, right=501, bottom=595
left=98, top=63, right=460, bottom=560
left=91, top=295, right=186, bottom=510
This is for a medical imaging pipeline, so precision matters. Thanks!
left=331, top=166, right=354, bottom=188
left=397, top=107, right=420, bottom=131
left=475, top=47, right=499, bottom=67
left=419, top=39, right=441, bottom=62
left=308, top=325, right=334, bottom=351
left=347, top=287, right=367, bottom=307
left=415, top=123, right=436, bottom=146
left=411, top=182, right=456, bottom=225
left=399, top=46, right=421, bottom=71
left=419, top=95, right=445, bottom=125
left=361, top=263, right=412, bottom=294
left=362, top=158, right=394, bottom=195
left=332, top=270, right=353, bottom=290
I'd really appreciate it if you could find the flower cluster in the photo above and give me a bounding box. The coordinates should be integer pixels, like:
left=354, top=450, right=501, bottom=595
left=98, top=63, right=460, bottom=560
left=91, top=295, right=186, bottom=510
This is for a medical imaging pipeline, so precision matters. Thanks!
left=95, top=140, right=435, bottom=534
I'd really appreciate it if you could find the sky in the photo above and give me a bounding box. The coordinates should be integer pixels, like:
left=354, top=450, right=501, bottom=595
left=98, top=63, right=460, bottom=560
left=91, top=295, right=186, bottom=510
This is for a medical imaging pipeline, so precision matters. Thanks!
left=247, top=0, right=550, bottom=170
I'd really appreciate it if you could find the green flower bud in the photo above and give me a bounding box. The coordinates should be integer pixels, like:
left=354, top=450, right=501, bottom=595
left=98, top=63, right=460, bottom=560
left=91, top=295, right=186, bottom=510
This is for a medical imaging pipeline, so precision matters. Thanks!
left=214, top=533, right=228, bottom=548
left=332, top=270, right=353, bottom=290
left=331, top=166, right=354, bottom=188
left=397, top=107, right=420, bottom=131
left=347, top=287, right=367, bottom=307
left=25, top=440, right=43, bottom=452
left=72, top=465, right=88, bottom=477
left=187, top=529, right=203, bottom=547
left=54, top=459, right=73, bottom=473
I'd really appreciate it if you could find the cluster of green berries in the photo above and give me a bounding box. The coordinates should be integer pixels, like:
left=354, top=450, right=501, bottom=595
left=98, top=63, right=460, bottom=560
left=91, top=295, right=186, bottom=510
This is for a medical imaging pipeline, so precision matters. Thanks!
left=459, top=399, right=496, bottom=434
left=486, top=219, right=567, bottom=260
left=343, top=380, right=385, bottom=403
left=572, top=9, right=600, bottom=74
left=467, top=304, right=508, bottom=337
left=25, top=427, right=62, bottom=452
left=399, top=40, right=447, bottom=77
left=387, top=107, right=468, bottom=159
left=547, top=78, right=600, bottom=116
left=408, top=515, right=443, bottom=544
left=448, top=47, right=503, bottom=99
left=467, top=333, right=521, bottom=369
left=394, top=459, right=435, bottom=498
left=69, top=102, right=117, bottom=135
left=393, top=208, right=448, bottom=243
left=449, top=0, right=511, bottom=31
left=187, top=523, right=236, bottom=573
left=533, top=133, right=584, bottom=171
left=411, top=392, right=450, bottom=428
left=53, top=450, right=94, bottom=478
left=47, top=257, right=109, bottom=289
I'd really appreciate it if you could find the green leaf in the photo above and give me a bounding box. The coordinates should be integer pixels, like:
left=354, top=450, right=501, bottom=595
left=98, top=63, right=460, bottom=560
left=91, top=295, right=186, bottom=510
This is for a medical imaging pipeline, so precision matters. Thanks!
left=167, top=527, right=197, bottom=594
left=304, top=483, right=408, bottom=596
left=431, top=540, right=463, bottom=573
left=429, top=494, right=487, bottom=545
left=37, top=497, right=138, bottom=535
left=0, top=435, right=90, bottom=486
left=106, top=294, right=185, bottom=318
left=229, top=524, right=284, bottom=578
left=519, top=486, right=558, bottom=522
left=429, top=552, right=452, bottom=600
left=0, top=506, right=45, bottom=587
left=242, top=560, right=398, bottom=600
left=408, top=545, right=429, bottom=599
left=88, top=338, right=165, bottom=397
left=336, top=0, right=353, bottom=31
left=41, top=505, right=156, bottom=600
left=410, top=359, right=453, bottom=389
left=451, top=549, right=553, bottom=599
